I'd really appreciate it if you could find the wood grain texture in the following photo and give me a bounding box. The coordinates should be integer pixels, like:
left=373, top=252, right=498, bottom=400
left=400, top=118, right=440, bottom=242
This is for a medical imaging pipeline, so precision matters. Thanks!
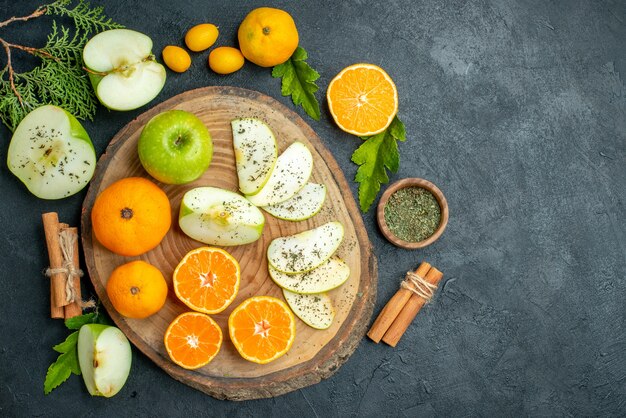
left=80, top=86, right=377, bottom=400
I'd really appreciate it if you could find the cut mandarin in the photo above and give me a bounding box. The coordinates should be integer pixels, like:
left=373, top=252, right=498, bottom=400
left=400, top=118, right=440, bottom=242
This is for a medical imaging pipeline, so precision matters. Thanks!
left=228, top=296, right=296, bottom=364
left=164, top=312, right=223, bottom=370
left=326, top=63, right=399, bottom=136
left=173, top=247, right=240, bottom=314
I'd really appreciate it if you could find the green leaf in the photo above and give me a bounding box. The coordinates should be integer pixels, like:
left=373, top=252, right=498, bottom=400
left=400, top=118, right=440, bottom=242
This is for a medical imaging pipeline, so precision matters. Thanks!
left=272, top=47, right=321, bottom=121
left=64, top=312, right=96, bottom=330
left=351, top=116, right=406, bottom=212
left=44, top=350, right=80, bottom=395
left=52, top=331, right=78, bottom=353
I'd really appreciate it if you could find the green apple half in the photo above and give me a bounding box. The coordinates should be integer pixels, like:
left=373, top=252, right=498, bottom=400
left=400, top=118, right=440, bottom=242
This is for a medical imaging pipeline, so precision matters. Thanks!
left=283, top=289, right=335, bottom=330
left=263, top=182, right=326, bottom=221
left=83, top=29, right=166, bottom=111
left=77, top=324, right=132, bottom=397
left=269, top=257, right=350, bottom=294
left=138, top=110, right=212, bottom=184
left=267, top=221, right=344, bottom=274
left=7, top=105, right=96, bottom=200
left=231, top=118, right=277, bottom=195
left=179, top=186, right=265, bottom=246
left=246, top=142, right=313, bottom=207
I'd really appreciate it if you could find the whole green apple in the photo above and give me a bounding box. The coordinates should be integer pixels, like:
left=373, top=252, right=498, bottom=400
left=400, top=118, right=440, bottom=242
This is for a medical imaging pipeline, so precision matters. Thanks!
left=138, top=110, right=213, bottom=184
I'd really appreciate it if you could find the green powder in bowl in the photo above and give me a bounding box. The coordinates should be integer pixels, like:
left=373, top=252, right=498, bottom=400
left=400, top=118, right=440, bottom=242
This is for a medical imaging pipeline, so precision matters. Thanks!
left=383, top=186, right=441, bottom=242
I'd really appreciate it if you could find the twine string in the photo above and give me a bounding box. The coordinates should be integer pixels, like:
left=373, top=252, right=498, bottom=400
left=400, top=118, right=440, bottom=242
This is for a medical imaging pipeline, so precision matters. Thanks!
left=400, top=271, right=437, bottom=302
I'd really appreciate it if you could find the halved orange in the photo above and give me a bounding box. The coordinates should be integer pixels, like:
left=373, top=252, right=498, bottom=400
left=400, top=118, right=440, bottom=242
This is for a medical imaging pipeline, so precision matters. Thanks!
left=228, top=296, right=296, bottom=364
left=173, top=247, right=240, bottom=314
left=327, top=63, right=399, bottom=136
left=164, top=312, right=223, bottom=370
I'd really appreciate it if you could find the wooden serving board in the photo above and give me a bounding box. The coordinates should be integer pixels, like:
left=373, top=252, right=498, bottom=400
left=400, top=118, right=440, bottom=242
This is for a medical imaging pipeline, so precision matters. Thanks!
left=81, top=86, right=377, bottom=400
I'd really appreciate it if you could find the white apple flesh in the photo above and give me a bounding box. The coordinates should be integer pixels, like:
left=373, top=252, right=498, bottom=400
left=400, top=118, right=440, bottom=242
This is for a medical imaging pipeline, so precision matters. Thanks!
left=83, top=29, right=166, bottom=111
left=7, top=105, right=96, bottom=200
left=245, top=142, right=313, bottom=207
left=77, top=324, right=132, bottom=398
left=262, top=182, right=326, bottom=221
left=267, top=221, right=344, bottom=274
left=179, top=187, right=265, bottom=246
left=231, top=118, right=277, bottom=195
left=282, top=289, right=335, bottom=330
left=269, top=257, right=350, bottom=294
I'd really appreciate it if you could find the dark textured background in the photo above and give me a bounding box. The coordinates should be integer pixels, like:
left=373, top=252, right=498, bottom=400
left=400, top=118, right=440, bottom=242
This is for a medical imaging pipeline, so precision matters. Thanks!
left=1, top=0, right=625, bottom=416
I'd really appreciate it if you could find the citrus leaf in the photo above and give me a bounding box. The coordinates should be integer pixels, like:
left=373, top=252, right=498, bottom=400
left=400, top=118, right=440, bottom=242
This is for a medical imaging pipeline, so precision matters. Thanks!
left=351, top=116, right=406, bottom=212
left=52, top=331, right=78, bottom=354
left=44, top=350, right=79, bottom=395
left=272, top=47, right=321, bottom=121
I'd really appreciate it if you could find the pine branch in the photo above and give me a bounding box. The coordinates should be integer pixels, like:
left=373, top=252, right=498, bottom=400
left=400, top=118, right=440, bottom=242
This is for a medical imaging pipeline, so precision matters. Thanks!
left=45, top=0, right=123, bottom=33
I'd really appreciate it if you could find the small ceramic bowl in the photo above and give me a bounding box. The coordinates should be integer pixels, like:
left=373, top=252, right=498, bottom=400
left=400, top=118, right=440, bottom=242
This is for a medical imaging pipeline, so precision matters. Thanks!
left=377, top=178, right=448, bottom=249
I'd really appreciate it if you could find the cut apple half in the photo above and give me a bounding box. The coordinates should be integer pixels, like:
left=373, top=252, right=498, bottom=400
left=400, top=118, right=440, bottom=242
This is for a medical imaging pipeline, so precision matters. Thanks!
left=269, top=257, right=350, bottom=294
left=283, top=289, right=335, bottom=330
left=77, top=324, right=132, bottom=397
left=7, top=105, right=96, bottom=200
left=179, top=187, right=265, bottom=246
left=246, top=142, right=313, bottom=207
left=83, top=29, right=166, bottom=111
left=267, top=221, right=344, bottom=274
left=263, top=182, right=326, bottom=221
left=231, top=118, right=277, bottom=196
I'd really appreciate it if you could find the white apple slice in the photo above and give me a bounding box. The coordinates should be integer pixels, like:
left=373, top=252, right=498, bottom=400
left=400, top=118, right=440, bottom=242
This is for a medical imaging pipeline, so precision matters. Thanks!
left=83, top=29, right=166, bottom=111
left=262, top=182, right=326, bottom=221
left=77, top=324, right=132, bottom=397
left=267, top=221, right=344, bottom=274
left=7, top=105, right=96, bottom=200
left=245, top=142, right=313, bottom=207
left=283, top=289, right=335, bottom=330
left=231, top=118, right=277, bottom=195
left=179, top=187, right=265, bottom=246
left=269, top=257, right=350, bottom=294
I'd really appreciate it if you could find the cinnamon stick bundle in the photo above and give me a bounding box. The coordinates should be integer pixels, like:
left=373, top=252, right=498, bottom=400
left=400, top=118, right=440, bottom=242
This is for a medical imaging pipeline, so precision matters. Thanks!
left=368, top=261, right=444, bottom=347
left=42, top=213, right=68, bottom=318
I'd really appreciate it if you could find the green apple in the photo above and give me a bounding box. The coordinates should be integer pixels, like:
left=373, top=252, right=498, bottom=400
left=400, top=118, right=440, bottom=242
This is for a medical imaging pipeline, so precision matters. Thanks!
left=138, top=110, right=213, bottom=184
left=246, top=142, right=313, bottom=207
left=263, top=183, right=326, bottom=221
left=269, top=257, right=350, bottom=294
left=231, top=118, right=277, bottom=195
left=77, top=324, right=132, bottom=397
left=282, top=289, right=335, bottom=330
left=7, top=105, right=96, bottom=200
left=179, top=186, right=265, bottom=246
left=83, top=29, right=166, bottom=111
left=267, top=221, right=344, bottom=274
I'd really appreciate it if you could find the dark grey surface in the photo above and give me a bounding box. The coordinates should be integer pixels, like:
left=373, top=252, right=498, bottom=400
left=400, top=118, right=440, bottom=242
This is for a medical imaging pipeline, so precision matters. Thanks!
left=1, top=0, right=625, bottom=416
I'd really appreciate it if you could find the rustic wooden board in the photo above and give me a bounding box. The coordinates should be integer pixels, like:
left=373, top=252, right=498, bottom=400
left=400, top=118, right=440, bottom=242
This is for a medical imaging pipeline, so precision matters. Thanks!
left=81, top=86, right=377, bottom=400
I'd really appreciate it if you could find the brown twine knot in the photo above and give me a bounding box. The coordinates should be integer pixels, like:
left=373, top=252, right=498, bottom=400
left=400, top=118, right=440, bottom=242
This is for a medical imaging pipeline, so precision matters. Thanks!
left=45, top=229, right=94, bottom=308
left=400, top=271, right=437, bottom=302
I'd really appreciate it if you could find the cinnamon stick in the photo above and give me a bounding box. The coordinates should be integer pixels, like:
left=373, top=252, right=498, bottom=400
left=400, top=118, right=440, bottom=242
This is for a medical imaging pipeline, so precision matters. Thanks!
left=382, top=267, right=443, bottom=347
left=62, top=227, right=83, bottom=319
left=367, top=262, right=431, bottom=343
left=42, top=213, right=67, bottom=318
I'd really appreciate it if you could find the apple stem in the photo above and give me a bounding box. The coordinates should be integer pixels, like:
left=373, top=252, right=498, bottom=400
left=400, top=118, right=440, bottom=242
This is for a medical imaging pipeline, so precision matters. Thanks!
left=82, top=66, right=108, bottom=77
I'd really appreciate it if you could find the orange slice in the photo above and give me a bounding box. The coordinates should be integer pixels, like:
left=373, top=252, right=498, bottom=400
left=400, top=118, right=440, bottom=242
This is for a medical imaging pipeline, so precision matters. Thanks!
left=326, top=63, right=399, bottom=136
left=173, top=247, right=240, bottom=314
left=228, top=296, right=296, bottom=364
left=164, top=312, right=222, bottom=370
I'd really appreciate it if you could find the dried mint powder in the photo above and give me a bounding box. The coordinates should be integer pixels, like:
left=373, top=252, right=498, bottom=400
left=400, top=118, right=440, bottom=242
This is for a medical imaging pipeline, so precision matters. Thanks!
left=384, top=186, right=441, bottom=242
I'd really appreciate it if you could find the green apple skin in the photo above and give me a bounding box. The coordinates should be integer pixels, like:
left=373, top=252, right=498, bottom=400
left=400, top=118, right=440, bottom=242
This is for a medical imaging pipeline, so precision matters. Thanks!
left=7, top=104, right=96, bottom=200
left=77, top=324, right=132, bottom=398
left=138, top=110, right=213, bottom=184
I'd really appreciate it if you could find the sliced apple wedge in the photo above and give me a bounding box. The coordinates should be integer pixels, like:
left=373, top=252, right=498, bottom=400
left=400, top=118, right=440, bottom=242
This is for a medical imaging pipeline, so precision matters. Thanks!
left=231, top=118, right=277, bottom=195
left=283, top=289, right=335, bottom=330
left=83, top=29, right=166, bottom=111
left=269, top=257, right=350, bottom=294
left=179, top=187, right=265, bottom=246
left=246, top=142, right=313, bottom=207
left=267, top=221, right=344, bottom=274
left=263, top=183, right=326, bottom=221
left=7, top=105, right=96, bottom=200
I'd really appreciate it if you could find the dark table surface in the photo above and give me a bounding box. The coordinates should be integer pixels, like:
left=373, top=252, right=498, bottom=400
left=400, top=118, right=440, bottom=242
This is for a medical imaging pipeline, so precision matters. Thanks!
left=1, top=0, right=625, bottom=416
